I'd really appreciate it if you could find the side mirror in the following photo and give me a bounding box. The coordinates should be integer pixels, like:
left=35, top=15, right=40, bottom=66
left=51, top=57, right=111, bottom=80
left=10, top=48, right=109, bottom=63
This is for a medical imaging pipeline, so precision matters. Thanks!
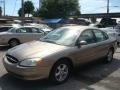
left=80, top=40, right=87, bottom=45
left=77, top=40, right=87, bottom=48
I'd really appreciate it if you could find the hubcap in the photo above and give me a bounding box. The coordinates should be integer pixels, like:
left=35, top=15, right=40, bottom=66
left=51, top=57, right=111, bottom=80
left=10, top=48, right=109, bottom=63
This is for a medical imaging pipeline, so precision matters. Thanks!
left=107, top=51, right=113, bottom=62
left=10, top=41, right=18, bottom=47
left=55, top=64, right=69, bottom=82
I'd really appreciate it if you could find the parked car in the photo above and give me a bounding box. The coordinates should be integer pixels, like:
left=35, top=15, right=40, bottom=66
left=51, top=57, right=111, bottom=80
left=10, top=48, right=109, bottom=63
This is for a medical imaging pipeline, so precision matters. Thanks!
left=115, top=29, right=120, bottom=44
left=0, top=26, right=45, bottom=47
left=0, top=24, right=22, bottom=32
left=114, top=25, right=120, bottom=44
left=25, top=23, right=53, bottom=33
left=0, top=26, right=13, bottom=32
left=23, top=26, right=50, bottom=34
left=101, top=28, right=120, bottom=45
left=3, top=26, right=117, bottom=84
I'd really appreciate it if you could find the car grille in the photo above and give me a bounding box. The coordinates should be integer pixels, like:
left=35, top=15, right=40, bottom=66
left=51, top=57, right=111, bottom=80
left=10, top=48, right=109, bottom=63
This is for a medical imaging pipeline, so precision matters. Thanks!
left=6, top=55, right=19, bottom=64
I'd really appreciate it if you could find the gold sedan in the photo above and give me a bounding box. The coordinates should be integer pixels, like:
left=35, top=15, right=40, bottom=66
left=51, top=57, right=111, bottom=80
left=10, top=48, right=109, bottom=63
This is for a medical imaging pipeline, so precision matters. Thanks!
left=3, top=26, right=117, bottom=84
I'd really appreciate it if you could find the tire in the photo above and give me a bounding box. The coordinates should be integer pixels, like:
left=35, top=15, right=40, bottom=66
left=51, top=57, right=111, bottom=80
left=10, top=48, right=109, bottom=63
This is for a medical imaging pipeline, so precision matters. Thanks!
left=9, top=39, right=20, bottom=47
left=117, top=42, right=120, bottom=47
left=104, top=49, right=114, bottom=63
left=49, top=60, right=71, bottom=84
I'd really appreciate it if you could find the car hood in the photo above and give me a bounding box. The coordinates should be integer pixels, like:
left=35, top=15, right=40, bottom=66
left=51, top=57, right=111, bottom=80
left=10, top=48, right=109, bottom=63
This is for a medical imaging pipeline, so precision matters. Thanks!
left=7, top=41, right=67, bottom=61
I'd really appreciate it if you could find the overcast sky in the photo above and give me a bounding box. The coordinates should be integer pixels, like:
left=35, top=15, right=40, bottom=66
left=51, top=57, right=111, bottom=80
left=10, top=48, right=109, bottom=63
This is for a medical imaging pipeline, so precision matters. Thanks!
left=1, top=0, right=120, bottom=16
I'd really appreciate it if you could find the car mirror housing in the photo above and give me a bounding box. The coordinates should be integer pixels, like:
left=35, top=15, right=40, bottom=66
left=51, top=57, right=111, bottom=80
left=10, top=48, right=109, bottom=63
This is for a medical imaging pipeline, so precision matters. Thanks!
left=77, top=40, right=87, bottom=48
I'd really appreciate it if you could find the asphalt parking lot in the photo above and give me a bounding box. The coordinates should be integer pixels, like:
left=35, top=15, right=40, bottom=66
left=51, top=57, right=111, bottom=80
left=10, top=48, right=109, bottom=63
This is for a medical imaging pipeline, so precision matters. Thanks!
left=0, top=46, right=120, bottom=90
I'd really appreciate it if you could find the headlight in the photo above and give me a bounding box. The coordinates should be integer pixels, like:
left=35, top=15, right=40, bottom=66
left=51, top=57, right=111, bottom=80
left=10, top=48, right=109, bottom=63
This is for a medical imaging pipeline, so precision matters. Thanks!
left=19, top=58, right=42, bottom=67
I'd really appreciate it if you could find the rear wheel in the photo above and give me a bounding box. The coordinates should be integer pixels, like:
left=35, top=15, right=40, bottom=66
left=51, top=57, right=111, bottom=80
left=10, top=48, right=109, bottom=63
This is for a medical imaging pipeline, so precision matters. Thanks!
left=104, top=49, right=114, bottom=63
left=9, top=39, right=20, bottom=47
left=117, top=42, right=120, bottom=47
left=49, top=60, right=71, bottom=84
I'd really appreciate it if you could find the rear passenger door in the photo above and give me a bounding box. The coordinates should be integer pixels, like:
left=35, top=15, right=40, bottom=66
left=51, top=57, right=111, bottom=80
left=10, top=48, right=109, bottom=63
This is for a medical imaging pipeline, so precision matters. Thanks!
left=15, top=28, right=33, bottom=43
left=92, top=29, right=110, bottom=58
left=31, top=27, right=45, bottom=40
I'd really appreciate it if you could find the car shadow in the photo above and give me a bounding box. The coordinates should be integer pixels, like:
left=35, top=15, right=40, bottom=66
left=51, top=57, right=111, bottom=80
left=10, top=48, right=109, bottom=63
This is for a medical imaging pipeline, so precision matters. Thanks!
left=0, top=58, right=120, bottom=90
left=74, top=58, right=120, bottom=84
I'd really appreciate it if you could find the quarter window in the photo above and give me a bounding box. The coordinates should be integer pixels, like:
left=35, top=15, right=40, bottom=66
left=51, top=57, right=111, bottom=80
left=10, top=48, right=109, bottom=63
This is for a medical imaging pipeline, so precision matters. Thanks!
left=16, top=28, right=32, bottom=33
left=16, top=28, right=27, bottom=33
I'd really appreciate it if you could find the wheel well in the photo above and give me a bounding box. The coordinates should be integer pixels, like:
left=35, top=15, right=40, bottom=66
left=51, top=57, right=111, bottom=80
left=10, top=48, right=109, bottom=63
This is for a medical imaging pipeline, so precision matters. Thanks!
left=54, top=57, right=74, bottom=69
left=8, top=38, right=20, bottom=44
left=49, top=57, right=74, bottom=78
left=109, top=47, right=114, bottom=53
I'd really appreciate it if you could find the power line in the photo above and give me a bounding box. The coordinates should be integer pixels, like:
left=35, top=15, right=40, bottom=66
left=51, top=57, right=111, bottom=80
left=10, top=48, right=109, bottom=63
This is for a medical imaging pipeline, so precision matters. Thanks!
left=12, top=0, right=17, bottom=15
left=107, top=0, right=110, bottom=14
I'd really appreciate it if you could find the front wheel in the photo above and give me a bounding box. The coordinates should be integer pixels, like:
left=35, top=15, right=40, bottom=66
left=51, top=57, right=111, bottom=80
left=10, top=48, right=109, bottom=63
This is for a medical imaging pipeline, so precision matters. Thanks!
left=9, top=39, right=20, bottom=47
left=49, top=60, right=71, bottom=84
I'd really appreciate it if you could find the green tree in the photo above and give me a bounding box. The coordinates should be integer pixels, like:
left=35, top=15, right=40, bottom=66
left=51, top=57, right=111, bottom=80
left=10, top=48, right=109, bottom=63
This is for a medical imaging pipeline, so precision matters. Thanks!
left=18, top=1, right=34, bottom=17
left=32, top=9, right=41, bottom=17
left=18, top=8, right=22, bottom=17
left=33, top=0, right=80, bottom=18
left=0, top=7, right=2, bottom=16
left=24, top=1, right=34, bottom=17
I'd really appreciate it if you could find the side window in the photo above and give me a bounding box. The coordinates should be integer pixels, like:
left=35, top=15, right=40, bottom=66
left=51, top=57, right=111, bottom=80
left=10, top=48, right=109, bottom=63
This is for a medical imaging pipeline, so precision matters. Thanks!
left=16, top=28, right=27, bottom=33
left=79, top=30, right=96, bottom=44
left=32, top=28, right=44, bottom=33
left=102, top=32, right=109, bottom=40
left=93, top=30, right=107, bottom=42
left=9, top=28, right=16, bottom=33
left=24, top=28, right=32, bottom=33
left=32, top=28, right=39, bottom=33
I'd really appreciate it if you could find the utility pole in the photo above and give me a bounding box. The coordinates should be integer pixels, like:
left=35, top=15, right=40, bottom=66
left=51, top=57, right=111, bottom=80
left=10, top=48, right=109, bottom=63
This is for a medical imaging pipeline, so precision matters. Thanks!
left=107, top=0, right=109, bottom=14
left=0, top=0, right=5, bottom=16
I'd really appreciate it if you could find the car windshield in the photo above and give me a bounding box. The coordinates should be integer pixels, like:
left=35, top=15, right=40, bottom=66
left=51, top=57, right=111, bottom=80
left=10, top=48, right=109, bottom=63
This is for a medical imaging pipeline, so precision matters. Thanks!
left=8, top=28, right=16, bottom=32
left=0, top=27, right=12, bottom=32
left=40, top=27, right=80, bottom=46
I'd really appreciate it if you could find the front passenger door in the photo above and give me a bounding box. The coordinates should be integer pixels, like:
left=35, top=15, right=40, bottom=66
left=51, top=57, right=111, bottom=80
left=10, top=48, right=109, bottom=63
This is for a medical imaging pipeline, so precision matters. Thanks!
left=75, top=30, right=97, bottom=64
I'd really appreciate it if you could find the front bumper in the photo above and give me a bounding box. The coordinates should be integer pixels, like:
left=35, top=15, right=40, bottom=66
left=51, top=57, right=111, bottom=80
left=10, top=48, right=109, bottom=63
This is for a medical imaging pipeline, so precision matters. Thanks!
left=3, top=56, right=50, bottom=80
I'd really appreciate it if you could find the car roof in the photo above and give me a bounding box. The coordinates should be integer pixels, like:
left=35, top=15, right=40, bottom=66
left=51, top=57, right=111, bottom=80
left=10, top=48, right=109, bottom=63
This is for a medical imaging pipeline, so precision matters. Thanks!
left=100, top=28, right=115, bottom=31
left=0, top=26, right=13, bottom=27
left=60, top=25, right=100, bottom=32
